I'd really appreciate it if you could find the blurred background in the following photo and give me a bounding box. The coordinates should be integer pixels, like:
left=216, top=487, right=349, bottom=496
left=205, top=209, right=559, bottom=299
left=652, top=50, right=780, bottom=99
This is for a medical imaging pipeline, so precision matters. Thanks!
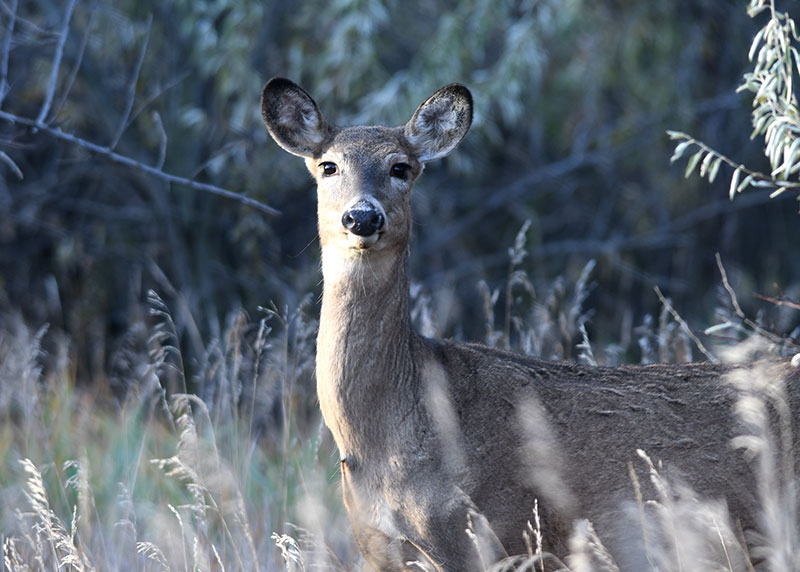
left=2, top=0, right=799, bottom=395
left=2, top=1, right=800, bottom=569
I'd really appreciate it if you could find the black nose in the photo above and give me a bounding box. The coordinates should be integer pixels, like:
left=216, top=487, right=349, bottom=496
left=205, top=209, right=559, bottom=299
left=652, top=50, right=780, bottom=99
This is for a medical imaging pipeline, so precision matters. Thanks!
left=342, top=203, right=385, bottom=236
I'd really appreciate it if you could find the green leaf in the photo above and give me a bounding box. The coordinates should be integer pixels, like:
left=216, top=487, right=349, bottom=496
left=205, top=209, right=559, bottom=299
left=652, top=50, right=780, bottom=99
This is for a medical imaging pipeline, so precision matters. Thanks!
left=699, top=151, right=715, bottom=178
left=685, top=150, right=703, bottom=178
left=748, top=28, right=765, bottom=62
left=792, top=47, right=800, bottom=76
left=729, top=167, right=742, bottom=200
left=780, top=136, right=800, bottom=178
left=704, top=322, right=734, bottom=336
left=670, top=141, right=691, bottom=163
left=752, top=114, right=769, bottom=138
left=737, top=174, right=754, bottom=193
left=708, top=157, right=723, bottom=183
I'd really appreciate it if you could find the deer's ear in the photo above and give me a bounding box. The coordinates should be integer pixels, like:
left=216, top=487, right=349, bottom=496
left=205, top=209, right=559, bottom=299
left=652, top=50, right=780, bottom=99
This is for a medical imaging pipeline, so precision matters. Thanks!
left=261, top=78, right=329, bottom=158
left=404, top=84, right=473, bottom=163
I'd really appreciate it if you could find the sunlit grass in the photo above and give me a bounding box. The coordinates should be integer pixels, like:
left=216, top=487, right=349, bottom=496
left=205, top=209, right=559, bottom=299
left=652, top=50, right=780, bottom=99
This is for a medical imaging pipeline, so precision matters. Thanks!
left=0, top=310, right=356, bottom=571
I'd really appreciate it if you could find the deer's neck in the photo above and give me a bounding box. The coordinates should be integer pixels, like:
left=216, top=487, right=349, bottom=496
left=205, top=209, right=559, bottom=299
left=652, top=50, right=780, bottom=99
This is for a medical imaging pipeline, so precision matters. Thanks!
left=316, top=247, right=416, bottom=458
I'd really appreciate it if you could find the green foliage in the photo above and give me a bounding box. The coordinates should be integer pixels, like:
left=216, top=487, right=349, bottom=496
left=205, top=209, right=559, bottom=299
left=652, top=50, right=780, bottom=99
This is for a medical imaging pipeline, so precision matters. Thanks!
left=0, top=0, right=798, bottom=396
left=744, top=0, right=800, bottom=184
left=670, top=0, right=800, bottom=204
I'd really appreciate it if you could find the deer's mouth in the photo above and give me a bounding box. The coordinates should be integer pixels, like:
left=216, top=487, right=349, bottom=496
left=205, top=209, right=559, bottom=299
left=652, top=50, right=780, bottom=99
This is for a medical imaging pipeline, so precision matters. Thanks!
left=346, top=231, right=382, bottom=250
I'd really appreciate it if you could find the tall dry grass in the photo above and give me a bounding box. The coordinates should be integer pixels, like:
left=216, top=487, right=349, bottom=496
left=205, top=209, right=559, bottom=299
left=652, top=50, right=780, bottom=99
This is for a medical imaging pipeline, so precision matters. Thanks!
left=0, top=300, right=357, bottom=571
left=1, top=233, right=798, bottom=571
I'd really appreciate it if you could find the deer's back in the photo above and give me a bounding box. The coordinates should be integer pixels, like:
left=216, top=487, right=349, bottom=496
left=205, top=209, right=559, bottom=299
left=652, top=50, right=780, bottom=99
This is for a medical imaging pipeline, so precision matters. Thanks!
left=421, top=337, right=797, bottom=558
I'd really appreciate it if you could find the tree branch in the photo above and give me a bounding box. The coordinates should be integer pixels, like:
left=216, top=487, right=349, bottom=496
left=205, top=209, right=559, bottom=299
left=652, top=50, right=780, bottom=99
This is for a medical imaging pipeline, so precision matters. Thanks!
left=35, top=0, right=78, bottom=125
left=0, top=149, right=21, bottom=178
left=668, top=130, right=800, bottom=202
left=0, top=0, right=18, bottom=109
left=109, top=14, right=151, bottom=150
left=713, top=253, right=789, bottom=346
left=152, top=111, right=167, bottom=170
left=752, top=293, right=800, bottom=311
left=654, top=286, right=719, bottom=363
left=127, top=71, right=191, bottom=129
left=51, top=1, right=95, bottom=120
left=422, top=92, right=742, bottom=257
left=0, top=110, right=281, bottom=215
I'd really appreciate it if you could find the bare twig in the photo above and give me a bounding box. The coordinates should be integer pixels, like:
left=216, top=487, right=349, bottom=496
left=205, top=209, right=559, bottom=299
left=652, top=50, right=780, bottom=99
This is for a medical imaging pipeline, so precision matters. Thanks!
left=713, top=254, right=789, bottom=346
left=109, top=14, right=151, bottom=150
left=715, top=253, right=745, bottom=318
left=36, top=0, right=78, bottom=125
left=152, top=111, right=167, bottom=170
left=420, top=148, right=600, bottom=256
left=0, top=149, right=22, bottom=178
left=654, top=286, right=718, bottom=362
left=752, top=293, right=800, bottom=311
left=0, top=0, right=18, bottom=109
left=421, top=92, right=741, bottom=257
left=127, top=70, right=191, bottom=128
left=51, top=1, right=95, bottom=119
left=0, top=109, right=280, bottom=215
left=0, top=1, right=50, bottom=35
left=191, top=140, right=245, bottom=179
left=425, top=191, right=782, bottom=289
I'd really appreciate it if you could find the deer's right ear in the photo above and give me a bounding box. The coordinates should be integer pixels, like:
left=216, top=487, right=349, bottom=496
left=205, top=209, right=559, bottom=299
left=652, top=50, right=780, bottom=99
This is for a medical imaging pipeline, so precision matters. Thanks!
left=261, top=78, right=328, bottom=158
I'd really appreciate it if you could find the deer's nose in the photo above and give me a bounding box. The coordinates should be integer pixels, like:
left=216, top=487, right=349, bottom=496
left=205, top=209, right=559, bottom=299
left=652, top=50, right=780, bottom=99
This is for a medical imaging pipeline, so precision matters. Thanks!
left=342, top=202, right=385, bottom=237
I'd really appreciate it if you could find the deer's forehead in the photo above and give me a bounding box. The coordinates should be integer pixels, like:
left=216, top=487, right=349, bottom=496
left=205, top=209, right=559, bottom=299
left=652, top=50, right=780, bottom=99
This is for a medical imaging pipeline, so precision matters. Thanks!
left=321, top=126, right=412, bottom=163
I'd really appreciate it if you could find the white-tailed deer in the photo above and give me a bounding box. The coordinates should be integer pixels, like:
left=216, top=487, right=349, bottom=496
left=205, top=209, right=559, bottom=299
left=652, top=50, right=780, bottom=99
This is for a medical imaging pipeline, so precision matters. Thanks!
left=261, top=78, right=799, bottom=571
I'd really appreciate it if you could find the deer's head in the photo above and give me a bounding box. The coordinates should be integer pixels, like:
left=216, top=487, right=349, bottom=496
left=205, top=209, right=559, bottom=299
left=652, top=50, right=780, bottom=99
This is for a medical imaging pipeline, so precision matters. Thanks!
left=261, top=78, right=472, bottom=261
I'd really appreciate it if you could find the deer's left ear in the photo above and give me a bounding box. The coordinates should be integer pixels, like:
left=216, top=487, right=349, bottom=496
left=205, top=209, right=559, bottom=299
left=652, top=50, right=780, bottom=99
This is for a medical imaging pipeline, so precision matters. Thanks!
left=404, top=84, right=473, bottom=163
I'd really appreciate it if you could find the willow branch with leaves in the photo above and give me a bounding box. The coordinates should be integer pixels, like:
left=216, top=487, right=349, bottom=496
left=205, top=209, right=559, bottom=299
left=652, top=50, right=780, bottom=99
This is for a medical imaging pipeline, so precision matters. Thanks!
left=670, top=0, right=800, bottom=205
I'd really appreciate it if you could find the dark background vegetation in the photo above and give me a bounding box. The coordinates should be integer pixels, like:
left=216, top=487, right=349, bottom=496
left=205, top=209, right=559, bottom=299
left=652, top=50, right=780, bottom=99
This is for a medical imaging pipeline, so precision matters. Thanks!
left=2, top=0, right=799, bottom=390
left=2, top=3, right=800, bottom=569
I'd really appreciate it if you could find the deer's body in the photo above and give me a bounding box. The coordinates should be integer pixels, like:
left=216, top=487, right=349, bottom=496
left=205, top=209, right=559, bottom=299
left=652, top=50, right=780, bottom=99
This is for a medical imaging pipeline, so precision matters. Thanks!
left=261, top=78, right=797, bottom=571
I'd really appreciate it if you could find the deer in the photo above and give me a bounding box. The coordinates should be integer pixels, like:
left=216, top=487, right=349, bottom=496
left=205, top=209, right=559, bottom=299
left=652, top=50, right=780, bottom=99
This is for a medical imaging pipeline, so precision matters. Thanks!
left=260, top=77, right=799, bottom=571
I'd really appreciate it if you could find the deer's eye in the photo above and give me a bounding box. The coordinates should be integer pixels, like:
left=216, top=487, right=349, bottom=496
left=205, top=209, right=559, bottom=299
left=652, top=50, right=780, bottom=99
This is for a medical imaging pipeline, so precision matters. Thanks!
left=390, top=162, right=412, bottom=180
left=320, top=162, right=338, bottom=177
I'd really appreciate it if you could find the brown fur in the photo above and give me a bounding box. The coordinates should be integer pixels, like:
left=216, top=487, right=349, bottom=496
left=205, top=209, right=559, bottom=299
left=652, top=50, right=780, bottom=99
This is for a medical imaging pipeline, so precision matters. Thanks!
left=261, top=77, right=798, bottom=571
